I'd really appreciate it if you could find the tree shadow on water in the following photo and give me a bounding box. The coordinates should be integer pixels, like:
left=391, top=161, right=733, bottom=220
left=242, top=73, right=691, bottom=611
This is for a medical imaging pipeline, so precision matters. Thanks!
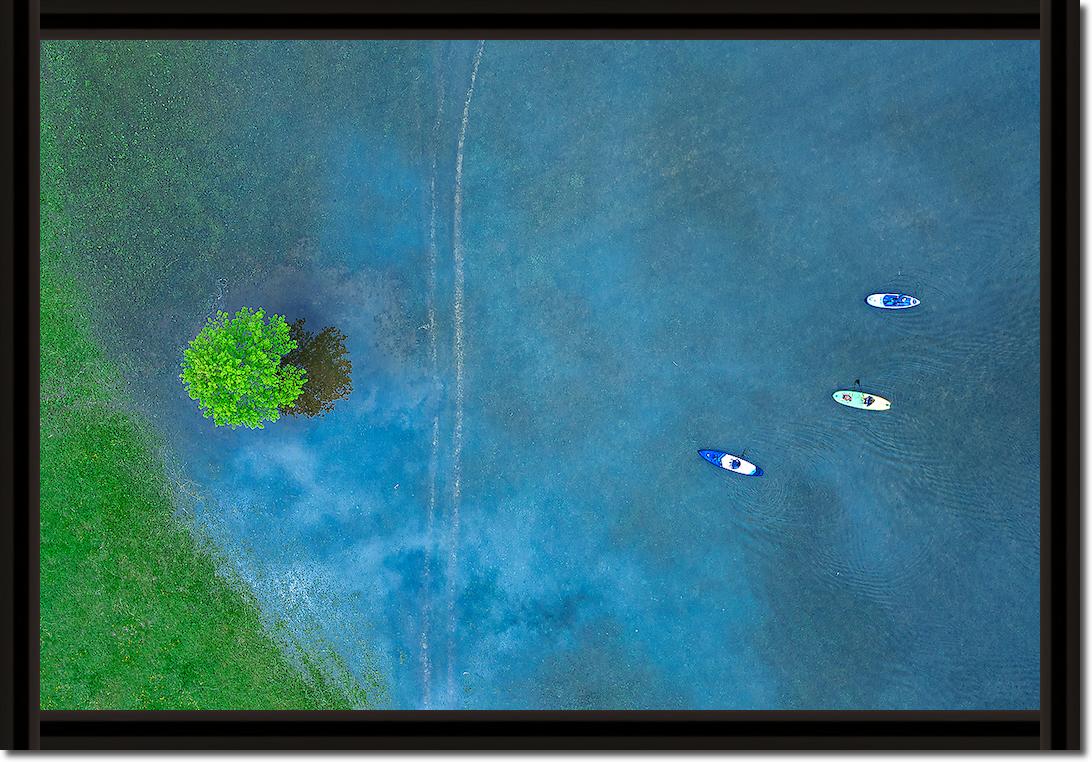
left=282, top=319, right=354, bottom=419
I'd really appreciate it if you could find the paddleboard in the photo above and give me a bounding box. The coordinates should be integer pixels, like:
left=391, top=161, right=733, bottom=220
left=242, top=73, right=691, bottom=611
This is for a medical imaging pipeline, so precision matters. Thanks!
left=866, top=293, right=920, bottom=309
left=698, top=449, right=764, bottom=476
left=833, top=390, right=891, bottom=411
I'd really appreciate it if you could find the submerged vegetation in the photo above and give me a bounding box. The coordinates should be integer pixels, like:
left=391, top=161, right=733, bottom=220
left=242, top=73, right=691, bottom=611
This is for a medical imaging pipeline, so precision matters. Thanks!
left=40, top=41, right=373, bottom=709
left=283, top=319, right=353, bottom=418
left=40, top=269, right=361, bottom=710
left=180, top=307, right=307, bottom=429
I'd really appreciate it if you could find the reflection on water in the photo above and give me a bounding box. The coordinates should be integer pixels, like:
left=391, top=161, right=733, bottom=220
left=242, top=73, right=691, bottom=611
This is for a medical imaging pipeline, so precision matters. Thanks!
left=282, top=319, right=353, bottom=419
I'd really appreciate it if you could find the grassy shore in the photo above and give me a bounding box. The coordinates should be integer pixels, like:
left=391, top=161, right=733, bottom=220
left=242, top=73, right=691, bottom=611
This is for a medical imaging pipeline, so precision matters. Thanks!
left=39, top=269, right=368, bottom=709
left=39, top=42, right=366, bottom=709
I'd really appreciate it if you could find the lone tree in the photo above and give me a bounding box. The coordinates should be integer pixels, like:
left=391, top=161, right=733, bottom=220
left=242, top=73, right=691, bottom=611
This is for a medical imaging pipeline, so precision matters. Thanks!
left=180, top=307, right=307, bottom=429
left=281, top=318, right=352, bottom=418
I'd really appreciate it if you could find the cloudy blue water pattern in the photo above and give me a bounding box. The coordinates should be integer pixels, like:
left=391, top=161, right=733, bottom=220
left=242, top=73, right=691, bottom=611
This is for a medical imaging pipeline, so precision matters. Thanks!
left=88, top=40, right=1041, bottom=708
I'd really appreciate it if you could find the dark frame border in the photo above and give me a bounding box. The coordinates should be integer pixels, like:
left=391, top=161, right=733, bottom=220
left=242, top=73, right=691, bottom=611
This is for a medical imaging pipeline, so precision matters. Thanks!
left=35, top=710, right=1041, bottom=751
left=2, top=0, right=1079, bottom=751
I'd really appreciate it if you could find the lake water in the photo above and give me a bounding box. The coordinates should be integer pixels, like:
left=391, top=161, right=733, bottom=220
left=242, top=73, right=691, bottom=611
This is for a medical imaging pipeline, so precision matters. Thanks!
left=52, top=39, right=1040, bottom=708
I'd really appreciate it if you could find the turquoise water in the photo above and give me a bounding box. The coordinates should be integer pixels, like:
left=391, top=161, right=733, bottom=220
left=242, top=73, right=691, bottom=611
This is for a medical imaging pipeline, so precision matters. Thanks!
left=57, top=40, right=1040, bottom=708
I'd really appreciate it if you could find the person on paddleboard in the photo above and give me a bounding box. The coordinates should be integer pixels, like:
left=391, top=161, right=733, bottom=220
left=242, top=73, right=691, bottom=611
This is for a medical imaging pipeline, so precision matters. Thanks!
left=848, top=380, right=875, bottom=406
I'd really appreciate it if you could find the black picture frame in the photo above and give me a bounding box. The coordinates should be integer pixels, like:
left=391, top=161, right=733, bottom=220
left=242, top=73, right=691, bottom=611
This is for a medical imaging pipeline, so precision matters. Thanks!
left=1, top=0, right=1079, bottom=750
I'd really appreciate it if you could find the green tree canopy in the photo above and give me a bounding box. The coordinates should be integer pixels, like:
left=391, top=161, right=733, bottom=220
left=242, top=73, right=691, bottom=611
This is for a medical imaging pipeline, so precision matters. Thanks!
left=180, top=307, right=306, bottom=429
left=282, top=319, right=353, bottom=418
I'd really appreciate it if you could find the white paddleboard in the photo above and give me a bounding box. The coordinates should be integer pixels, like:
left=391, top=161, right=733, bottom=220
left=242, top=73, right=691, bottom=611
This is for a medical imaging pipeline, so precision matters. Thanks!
left=832, top=390, right=892, bottom=411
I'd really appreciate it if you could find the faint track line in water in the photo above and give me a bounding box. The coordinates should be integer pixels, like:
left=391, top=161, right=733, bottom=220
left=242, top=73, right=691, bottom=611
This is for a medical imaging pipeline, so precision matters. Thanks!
left=420, top=49, right=447, bottom=711
left=421, top=415, right=439, bottom=706
left=448, top=39, right=484, bottom=706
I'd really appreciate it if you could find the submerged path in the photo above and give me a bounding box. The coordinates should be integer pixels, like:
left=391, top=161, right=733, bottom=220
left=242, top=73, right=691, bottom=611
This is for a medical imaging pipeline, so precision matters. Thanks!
left=420, top=49, right=447, bottom=711
left=447, top=39, right=484, bottom=707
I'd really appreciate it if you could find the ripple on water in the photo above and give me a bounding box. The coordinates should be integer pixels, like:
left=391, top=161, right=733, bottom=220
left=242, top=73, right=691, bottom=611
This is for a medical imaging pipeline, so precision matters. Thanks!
left=809, top=516, right=938, bottom=611
left=883, top=616, right=1041, bottom=708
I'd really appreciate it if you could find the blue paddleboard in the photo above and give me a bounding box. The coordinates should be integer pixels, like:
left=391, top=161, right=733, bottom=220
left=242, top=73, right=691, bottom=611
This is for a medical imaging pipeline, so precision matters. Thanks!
left=699, top=449, right=763, bottom=477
